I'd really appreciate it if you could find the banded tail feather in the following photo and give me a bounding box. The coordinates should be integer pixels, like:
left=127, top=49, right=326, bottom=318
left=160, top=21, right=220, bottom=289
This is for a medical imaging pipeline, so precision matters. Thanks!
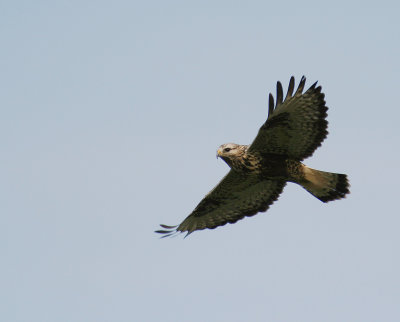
left=301, top=166, right=350, bottom=202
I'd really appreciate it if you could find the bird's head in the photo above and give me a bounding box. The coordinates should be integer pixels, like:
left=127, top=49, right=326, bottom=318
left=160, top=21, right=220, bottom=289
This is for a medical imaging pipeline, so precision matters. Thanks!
left=216, top=143, right=247, bottom=166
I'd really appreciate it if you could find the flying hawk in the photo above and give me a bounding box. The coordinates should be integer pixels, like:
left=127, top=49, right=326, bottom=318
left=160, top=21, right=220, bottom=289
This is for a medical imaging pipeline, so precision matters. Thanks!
left=156, top=76, right=350, bottom=237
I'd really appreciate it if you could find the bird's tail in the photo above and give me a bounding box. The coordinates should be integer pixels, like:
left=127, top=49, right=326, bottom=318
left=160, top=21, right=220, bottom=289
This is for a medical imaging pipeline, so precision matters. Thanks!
left=300, top=166, right=350, bottom=202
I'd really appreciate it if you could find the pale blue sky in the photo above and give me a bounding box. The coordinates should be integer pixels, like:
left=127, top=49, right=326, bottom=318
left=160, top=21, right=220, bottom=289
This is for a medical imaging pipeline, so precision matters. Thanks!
left=1, top=1, right=400, bottom=321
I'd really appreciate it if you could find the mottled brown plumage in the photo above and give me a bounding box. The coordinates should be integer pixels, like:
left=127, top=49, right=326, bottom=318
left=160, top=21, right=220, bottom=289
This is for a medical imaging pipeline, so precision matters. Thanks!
left=156, top=76, right=350, bottom=237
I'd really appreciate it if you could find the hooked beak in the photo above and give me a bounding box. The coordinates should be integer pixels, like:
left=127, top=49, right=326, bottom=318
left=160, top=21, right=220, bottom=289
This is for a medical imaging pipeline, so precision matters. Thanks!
left=216, top=148, right=222, bottom=159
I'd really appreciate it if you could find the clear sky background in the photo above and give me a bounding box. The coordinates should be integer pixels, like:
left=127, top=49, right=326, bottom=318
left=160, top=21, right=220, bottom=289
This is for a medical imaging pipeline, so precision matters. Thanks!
left=1, top=1, right=399, bottom=321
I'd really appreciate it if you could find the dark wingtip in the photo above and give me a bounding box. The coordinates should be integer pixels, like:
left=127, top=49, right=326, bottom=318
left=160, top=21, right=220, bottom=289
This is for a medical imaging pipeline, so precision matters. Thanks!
left=155, top=224, right=181, bottom=238
left=276, top=81, right=283, bottom=106
left=184, top=231, right=193, bottom=238
left=155, top=229, right=172, bottom=234
left=159, top=224, right=178, bottom=229
left=160, top=232, right=179, bottom=238
left=295, top=76, right=307, bottom=95
left=307, top=80, right=318, bottom=92
left=268, top=93, right=274, bottom=117
left=285, top=76, right=295, bottom=99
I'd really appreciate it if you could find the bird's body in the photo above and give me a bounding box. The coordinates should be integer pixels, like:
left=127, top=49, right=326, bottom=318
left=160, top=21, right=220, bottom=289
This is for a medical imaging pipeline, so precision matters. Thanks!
left=156, top=76, right=350, bottom=237
left=217, top=143, right=348, bottom=202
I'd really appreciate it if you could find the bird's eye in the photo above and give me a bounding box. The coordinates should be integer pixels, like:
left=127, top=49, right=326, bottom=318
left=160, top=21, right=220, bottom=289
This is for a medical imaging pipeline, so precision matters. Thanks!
left=224, top=148, right=231, bottom=152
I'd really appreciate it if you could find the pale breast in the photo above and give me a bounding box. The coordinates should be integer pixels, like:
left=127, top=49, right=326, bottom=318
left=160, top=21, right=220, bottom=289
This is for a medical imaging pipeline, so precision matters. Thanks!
left=230, top=152, right=262, bottom=173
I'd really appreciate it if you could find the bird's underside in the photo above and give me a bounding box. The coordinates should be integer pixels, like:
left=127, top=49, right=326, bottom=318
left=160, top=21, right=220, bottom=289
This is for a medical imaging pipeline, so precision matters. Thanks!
left=156, top=76, right=350, bottom=237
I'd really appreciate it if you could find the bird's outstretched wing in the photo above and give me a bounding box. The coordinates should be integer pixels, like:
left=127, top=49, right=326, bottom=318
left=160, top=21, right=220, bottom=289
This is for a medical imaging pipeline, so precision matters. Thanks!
left=155, top=171, right=286, bottom=237
left=248, top=76, right=328, bottom=160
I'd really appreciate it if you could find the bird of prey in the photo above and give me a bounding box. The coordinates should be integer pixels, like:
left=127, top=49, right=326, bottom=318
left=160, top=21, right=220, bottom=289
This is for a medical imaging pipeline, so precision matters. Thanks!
left=156, top=76, right=350, bottom=237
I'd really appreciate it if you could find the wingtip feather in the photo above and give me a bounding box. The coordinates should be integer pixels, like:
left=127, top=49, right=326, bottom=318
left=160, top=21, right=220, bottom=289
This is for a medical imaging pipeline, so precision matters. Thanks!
left=268, top=93, right=274, bottom=117
left=285, top=76, right=295, bottom=99
left=308, top=80, right=318, bottom=91
left=276, top=81, right=283, bottom=106
left=159, top=224, right=178, bottom=229
left=295, top=76, right=307, bottom=95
